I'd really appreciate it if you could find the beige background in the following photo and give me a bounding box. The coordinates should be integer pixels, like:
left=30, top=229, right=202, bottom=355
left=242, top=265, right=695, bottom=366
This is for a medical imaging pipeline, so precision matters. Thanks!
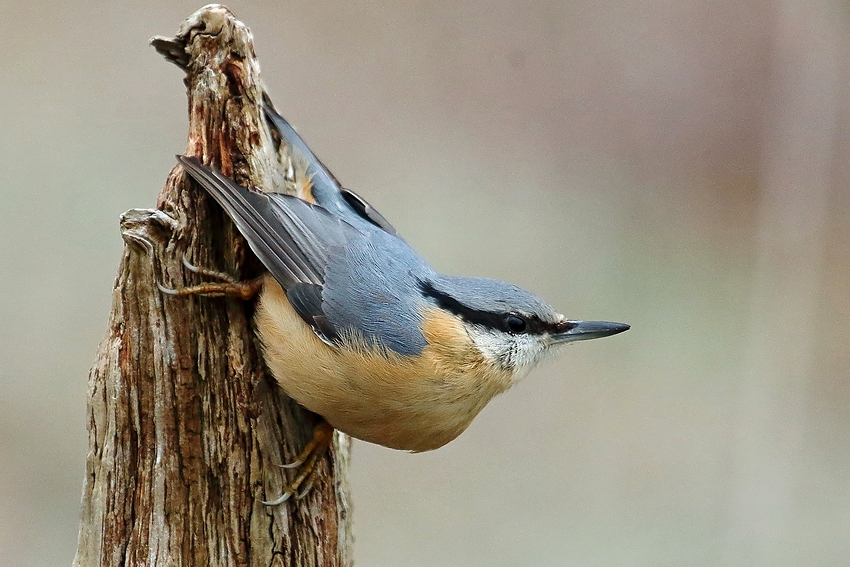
left=2, top=1, right=849, bottom=565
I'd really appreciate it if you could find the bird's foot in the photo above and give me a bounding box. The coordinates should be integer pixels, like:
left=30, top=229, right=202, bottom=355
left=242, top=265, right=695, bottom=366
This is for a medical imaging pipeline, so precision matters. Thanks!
left=263, top=420, right=335, bottom=505
left=157, top=256, right=262, bottom=299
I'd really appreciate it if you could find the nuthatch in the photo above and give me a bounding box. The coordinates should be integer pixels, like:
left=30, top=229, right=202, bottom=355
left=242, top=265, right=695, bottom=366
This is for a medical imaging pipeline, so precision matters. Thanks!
left=164, top=103, right=629, bottom=503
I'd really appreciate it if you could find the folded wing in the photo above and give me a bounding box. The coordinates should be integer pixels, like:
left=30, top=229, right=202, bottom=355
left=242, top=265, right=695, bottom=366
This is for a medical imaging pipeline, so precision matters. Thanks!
left=177, top=156, right=357, bottom=342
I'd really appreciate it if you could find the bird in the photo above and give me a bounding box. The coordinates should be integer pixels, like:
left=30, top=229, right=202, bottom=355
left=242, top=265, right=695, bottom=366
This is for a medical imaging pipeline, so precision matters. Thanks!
left=163, top=102, right=629, bottom=503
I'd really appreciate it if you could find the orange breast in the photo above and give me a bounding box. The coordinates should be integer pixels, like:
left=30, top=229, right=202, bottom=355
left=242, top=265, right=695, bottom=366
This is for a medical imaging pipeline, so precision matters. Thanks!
left=253, top=274, right=514, bottom=452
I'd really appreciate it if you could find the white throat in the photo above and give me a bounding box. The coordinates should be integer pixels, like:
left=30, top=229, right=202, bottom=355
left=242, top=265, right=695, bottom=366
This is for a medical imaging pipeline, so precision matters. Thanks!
left=464, top=323, right=552, bottom=383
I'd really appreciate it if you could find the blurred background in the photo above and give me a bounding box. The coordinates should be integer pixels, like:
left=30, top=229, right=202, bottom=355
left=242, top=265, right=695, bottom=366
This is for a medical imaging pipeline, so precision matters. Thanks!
left=2, top=0, right=849, bottom=565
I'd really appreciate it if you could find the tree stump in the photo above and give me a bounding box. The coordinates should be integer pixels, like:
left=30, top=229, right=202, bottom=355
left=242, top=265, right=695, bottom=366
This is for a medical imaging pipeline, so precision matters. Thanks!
left=73, top=5, right=352, bottom=566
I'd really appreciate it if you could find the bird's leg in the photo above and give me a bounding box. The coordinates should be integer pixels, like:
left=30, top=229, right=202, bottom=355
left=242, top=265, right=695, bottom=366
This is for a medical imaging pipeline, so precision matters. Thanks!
left=263, top=420, right=335, bottom=505
left=157, top=255, right=262, bottom=300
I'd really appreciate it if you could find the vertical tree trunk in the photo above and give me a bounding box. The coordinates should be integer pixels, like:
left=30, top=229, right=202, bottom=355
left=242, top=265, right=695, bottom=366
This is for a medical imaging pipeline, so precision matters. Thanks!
left=73, top=5, right=352, bottom=566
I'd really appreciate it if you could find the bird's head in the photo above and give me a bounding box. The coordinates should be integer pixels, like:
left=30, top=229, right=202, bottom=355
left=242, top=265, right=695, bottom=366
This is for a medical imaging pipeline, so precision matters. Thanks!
left=420, top=276, right=629, bottom=382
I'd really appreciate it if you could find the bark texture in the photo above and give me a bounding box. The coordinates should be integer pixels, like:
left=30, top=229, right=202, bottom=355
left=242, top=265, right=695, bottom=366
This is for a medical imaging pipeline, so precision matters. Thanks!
left=73, top=5, right=352, bottom=566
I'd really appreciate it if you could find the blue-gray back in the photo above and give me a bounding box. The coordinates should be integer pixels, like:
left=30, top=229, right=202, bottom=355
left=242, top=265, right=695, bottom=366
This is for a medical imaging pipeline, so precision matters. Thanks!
left=322, top=228, right=433, bottom=355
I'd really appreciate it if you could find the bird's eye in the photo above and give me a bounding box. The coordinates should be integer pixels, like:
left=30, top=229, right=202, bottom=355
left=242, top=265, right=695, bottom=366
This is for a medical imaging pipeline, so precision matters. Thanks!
left=504, top=314, right=528, bottom=334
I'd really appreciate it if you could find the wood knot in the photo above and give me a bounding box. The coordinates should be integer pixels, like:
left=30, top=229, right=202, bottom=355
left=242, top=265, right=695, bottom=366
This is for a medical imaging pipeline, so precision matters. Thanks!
left=120, top=208, right=178, bottom=253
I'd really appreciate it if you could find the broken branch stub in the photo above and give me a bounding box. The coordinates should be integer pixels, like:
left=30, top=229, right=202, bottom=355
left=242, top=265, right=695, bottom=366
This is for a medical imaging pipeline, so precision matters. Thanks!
left=74, top=5, right=352, bottom=567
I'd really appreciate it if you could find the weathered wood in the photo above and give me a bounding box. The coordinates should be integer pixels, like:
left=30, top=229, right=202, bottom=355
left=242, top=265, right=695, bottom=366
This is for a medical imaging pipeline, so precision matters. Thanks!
left=73, top=5, right=352, bottom=566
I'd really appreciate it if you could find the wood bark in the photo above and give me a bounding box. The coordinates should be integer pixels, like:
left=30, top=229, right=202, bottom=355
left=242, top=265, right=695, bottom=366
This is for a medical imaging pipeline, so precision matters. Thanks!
left=73, top=5, right=352, bottom=566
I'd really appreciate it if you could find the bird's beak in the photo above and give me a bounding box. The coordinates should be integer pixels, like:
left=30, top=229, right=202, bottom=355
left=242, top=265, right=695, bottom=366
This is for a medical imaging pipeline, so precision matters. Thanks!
left=551, top=320, right=630, bottom=344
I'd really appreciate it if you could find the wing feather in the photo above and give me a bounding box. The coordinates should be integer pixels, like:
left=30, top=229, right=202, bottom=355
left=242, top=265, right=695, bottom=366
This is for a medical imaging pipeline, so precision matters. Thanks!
left=177, top=156, right=350, bottom=290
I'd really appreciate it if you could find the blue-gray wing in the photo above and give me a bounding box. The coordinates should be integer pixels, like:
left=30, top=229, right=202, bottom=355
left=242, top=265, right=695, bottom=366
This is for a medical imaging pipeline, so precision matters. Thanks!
left=263, top=103, right=398, bottom=235
left=177, top=156, right=356, bottom=341
left=177, top=156, right=428, bottom=354
left=177, top=156, right=353, bottom=286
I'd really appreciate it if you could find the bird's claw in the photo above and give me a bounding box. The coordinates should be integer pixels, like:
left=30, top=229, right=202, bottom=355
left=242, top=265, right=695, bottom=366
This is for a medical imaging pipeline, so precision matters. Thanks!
left=263, top=421, right=334, bottom=505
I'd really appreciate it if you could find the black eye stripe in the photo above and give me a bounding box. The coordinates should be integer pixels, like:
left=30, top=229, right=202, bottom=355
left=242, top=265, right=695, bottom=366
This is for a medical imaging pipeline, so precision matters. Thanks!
left=419, top=280, right=549, bottom=334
